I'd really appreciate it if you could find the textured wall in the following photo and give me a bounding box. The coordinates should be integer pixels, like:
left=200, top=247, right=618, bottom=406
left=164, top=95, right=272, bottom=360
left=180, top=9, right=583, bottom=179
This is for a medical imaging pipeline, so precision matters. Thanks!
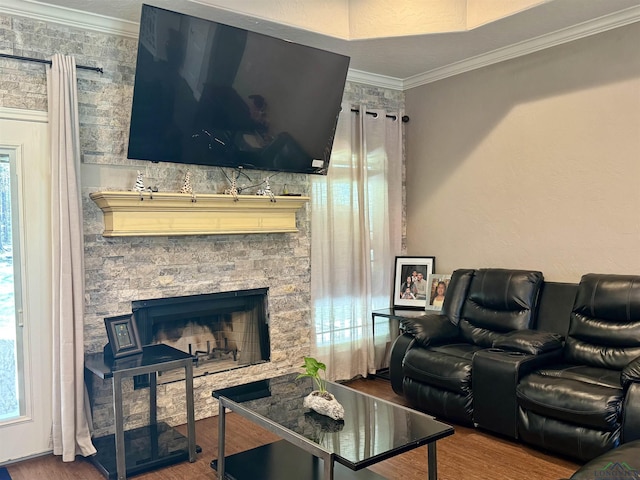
left=405, top=22, right=640, bottom=282
left=1, top=11, right=404, bottom=435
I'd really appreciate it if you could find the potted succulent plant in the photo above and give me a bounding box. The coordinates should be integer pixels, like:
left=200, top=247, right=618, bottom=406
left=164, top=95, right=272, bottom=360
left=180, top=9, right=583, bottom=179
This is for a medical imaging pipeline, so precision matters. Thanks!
left=297, top=356, right=344, bottom=420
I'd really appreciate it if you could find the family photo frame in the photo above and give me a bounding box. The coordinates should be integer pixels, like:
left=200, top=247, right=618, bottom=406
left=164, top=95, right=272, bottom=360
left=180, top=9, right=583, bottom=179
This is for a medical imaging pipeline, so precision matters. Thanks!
left=393, top=256, right=436, bottom=309
left=425, top=273, right=452, bottom=311
left=104, top=313, right=143, bottom=359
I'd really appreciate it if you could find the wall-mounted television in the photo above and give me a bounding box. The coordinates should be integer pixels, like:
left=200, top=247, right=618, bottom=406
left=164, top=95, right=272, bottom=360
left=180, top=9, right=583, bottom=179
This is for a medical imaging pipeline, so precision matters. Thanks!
left=127, top=4, right=350, bottom=175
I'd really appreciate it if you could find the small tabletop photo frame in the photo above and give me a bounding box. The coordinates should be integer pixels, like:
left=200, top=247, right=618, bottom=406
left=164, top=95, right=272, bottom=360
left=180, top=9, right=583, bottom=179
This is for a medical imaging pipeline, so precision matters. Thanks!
left=393, top=256, right=436, bottom=309
left=426, top=273, right=452, bottom=311
left=104, top=313, right=143, bottom=359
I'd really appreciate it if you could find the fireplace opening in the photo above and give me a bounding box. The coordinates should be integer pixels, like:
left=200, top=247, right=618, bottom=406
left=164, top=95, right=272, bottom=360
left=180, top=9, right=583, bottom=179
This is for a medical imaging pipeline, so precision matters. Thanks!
left=132, top=288, right=269, bottom=386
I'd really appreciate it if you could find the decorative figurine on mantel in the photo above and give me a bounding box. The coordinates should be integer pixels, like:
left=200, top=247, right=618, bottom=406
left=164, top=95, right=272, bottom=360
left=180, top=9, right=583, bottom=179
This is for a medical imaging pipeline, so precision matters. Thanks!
left=180, top=170, right=193, bottom=195
left=256, top=176, right=276, bottom=202
left=132, top=171, right=145, bottom=192
left=223, top=169, right=240, bottom=201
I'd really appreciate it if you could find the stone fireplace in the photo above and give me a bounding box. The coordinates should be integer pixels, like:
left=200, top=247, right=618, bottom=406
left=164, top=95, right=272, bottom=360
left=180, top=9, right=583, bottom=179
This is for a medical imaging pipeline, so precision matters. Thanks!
left=131, top=288, right=270, bottom=386
left=82, top=168, right=314, bottom=437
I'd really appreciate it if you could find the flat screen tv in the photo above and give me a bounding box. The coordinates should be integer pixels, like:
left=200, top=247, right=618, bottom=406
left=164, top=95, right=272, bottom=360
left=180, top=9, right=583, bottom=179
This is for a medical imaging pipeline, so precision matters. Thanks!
left=127, top=4, right=350, bottom=175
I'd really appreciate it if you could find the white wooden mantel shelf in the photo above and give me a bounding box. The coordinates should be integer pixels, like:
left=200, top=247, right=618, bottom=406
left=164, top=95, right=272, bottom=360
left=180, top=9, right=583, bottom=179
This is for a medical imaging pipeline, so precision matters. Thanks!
left=90, top=191, right=310, bottom=237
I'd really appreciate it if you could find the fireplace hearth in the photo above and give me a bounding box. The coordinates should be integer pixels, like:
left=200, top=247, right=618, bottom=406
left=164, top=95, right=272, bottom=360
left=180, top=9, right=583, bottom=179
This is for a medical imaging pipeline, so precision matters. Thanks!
left=132, top=288, right=270, bottom=385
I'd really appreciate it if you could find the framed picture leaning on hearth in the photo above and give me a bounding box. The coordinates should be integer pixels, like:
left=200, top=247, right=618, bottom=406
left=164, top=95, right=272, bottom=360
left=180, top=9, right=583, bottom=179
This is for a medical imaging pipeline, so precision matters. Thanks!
left=393, top=256, right=436, bottom=309
left=425, top=273, right=452, bottom=311
left=104, top=313, right=143, bottom=359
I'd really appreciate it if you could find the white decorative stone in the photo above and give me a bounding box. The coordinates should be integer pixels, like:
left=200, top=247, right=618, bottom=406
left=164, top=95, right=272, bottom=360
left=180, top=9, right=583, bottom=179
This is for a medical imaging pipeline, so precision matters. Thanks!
left=303, top=391, right=345, bottom=420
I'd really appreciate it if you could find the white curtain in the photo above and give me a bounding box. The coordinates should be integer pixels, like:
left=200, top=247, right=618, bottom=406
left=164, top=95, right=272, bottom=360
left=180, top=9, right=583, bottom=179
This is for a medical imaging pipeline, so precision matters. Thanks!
left=311, top=104, right=403, bottom=381
left=47, top=54, right=96, bottom=461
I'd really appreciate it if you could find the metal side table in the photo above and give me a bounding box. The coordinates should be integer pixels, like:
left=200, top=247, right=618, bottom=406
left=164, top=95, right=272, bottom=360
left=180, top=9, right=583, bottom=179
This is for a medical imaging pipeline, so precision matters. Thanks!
left=85, top=343, right=198, bottom=480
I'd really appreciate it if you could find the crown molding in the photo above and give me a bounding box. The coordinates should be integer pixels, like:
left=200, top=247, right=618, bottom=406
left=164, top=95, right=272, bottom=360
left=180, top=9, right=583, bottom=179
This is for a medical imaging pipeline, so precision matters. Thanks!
left=403, top=4, right=640, bottom=90
left=0, top=0, right=139, bottom=38
left=1, top=0, right=402, bottom=89
left=2, top=1, right=640, bottom=90
left=346, top=69, right=404, bottom=90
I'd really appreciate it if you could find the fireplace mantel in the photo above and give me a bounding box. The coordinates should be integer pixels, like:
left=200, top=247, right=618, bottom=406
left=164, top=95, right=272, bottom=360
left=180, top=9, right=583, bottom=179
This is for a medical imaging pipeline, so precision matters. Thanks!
left=90, top=191, right=309, bottom=236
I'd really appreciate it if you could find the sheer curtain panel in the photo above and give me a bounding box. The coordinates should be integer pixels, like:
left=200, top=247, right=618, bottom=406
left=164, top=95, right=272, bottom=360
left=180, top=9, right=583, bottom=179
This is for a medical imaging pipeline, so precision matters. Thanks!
left=311, top=104, right=403, bottom=381
left=48, top=53, right=96, bottom=461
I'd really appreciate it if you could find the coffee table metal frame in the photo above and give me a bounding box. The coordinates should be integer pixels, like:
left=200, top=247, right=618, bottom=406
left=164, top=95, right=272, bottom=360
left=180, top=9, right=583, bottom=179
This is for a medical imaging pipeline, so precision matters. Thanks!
left=216, top=379, right=452, bottom=480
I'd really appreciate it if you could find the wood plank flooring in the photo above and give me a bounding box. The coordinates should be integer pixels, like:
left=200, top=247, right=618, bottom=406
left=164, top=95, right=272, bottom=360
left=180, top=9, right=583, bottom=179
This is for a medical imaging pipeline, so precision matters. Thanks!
left=5, top=377, right=580, bottom=480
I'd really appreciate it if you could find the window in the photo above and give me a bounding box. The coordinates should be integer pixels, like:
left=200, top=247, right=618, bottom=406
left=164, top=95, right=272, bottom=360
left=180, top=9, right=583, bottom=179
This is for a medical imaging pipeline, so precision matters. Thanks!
left=0, top=150, right=25, bottom=422
left=309, top=107, right=402, bottom=379
left=311, top=135, right=397, bottom=348
left=0, top=111, right=52, bottom=462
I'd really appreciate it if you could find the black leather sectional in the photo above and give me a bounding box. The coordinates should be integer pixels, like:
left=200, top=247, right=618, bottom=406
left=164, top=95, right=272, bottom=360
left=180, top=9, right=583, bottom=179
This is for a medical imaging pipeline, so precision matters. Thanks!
left=389, top=268, right=640, bottom=461
left=564, top=439, right=640, bottom=479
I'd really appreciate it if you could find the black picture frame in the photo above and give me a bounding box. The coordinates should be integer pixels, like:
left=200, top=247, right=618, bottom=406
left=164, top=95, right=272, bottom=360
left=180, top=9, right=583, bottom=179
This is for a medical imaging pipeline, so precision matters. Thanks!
left=104, top=314, right=143, bottom=359
left=393, top=256, right=436, bottom=309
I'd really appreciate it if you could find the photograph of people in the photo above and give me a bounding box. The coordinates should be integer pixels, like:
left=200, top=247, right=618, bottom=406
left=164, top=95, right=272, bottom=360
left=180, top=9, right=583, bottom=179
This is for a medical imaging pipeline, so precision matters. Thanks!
left=414, top=272, right=428, bottom=300
left=430, top=281, right=447, bottom=308
left=425, top=274, right=451, bottom=310
left=401, top=287, right=416, bottom=299
left=400, top=275, right=417, bottom=298
left=411, top=270, right=419, bottom=283
left=393, top=257, right=436, bottom=309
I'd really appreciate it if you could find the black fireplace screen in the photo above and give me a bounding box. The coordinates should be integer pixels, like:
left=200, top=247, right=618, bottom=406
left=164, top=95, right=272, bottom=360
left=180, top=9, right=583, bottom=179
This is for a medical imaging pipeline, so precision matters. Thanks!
left=131, top=288, right=270, bottom=385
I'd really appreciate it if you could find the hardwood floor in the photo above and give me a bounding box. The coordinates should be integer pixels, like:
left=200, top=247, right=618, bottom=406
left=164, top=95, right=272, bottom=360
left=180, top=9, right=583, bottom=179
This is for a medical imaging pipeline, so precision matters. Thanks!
left=5, top=377, right=580, bottom=480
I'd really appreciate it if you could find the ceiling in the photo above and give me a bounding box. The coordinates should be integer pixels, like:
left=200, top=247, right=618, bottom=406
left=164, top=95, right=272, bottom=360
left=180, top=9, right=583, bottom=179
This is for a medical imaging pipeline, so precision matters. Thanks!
left=4, top=0, right=640, bottom=89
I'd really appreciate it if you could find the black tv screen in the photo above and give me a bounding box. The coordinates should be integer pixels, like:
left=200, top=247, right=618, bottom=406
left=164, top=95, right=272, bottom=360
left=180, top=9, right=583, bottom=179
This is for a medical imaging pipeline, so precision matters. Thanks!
left=127, top=4, right=350, bottom=175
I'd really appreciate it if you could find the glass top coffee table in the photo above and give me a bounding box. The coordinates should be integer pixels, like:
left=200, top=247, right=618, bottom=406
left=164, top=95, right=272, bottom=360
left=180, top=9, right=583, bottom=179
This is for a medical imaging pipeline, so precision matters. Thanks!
left=211, top=373, right=454, bottom=480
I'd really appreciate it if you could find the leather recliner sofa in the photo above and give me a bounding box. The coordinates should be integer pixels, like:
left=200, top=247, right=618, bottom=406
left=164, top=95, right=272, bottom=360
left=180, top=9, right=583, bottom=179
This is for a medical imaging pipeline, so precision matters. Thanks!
left=390, top=269, right=640, bottom=462
left=391, top=268, right=544, bottom=425
left=516, top=274, right=640, bottom=461
left=562, top=439, right=640, bottom=479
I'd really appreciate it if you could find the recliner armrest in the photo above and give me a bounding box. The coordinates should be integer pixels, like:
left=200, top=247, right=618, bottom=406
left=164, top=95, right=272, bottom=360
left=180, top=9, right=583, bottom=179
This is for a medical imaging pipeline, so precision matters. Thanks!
left=492, top=329, right=564, bottom=355
left=622, top=356, right=640, bottom=388
left=401, top=314, right=459, bottom=347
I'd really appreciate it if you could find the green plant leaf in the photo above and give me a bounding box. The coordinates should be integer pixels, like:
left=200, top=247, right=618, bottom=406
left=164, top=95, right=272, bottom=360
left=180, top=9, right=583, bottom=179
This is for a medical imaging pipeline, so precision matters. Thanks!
left=299, top=356, right=327, bottom=392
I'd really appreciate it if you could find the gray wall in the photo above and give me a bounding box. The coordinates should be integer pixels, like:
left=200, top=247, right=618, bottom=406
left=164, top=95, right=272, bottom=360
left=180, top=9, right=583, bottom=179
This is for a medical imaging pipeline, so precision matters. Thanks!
left=405, top=22, right=640, bottom=282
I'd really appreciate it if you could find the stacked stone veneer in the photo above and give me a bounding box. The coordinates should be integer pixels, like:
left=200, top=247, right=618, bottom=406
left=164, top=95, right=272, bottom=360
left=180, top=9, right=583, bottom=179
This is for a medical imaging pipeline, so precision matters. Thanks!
left=1, top=12, right=404, bottom=437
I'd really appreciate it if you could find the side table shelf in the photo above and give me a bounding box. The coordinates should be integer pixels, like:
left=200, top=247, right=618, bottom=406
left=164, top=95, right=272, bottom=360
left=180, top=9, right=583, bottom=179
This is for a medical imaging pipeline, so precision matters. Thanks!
left=85, top=344, right=199, bottom=480
left=91, top=422, right=202, bottom=480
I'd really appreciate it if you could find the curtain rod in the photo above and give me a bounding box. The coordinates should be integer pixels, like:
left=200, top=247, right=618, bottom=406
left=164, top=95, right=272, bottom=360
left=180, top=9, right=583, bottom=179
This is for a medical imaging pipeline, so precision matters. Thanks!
left=0, top=53, right=103, bottom=73
left=350, top=107, right=409, bottom=123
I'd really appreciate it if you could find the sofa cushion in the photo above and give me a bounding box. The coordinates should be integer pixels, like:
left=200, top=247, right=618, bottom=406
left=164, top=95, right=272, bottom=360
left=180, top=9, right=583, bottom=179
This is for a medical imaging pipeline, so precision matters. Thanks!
left=459, top=269, right=543, bottom=347
left=565, top=274, right=640, bottom=370
left=518, top=409, right=620, bottom=462
left=569, top=439, right=640, bottom=479
left=403, top=344, right=482, bottom=394
left=622, top=356, right=640, bottom=388
left=493, top=329, right=564, bottom=355
left=440, top=269, right=474, bottom=326
left=401, top=314, right=459, bottom=348
left=517, top=366, right=623, bottom=430
left=538, top=365, right=623, bottom=389
left=402, top=378, right=474, bottom=424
